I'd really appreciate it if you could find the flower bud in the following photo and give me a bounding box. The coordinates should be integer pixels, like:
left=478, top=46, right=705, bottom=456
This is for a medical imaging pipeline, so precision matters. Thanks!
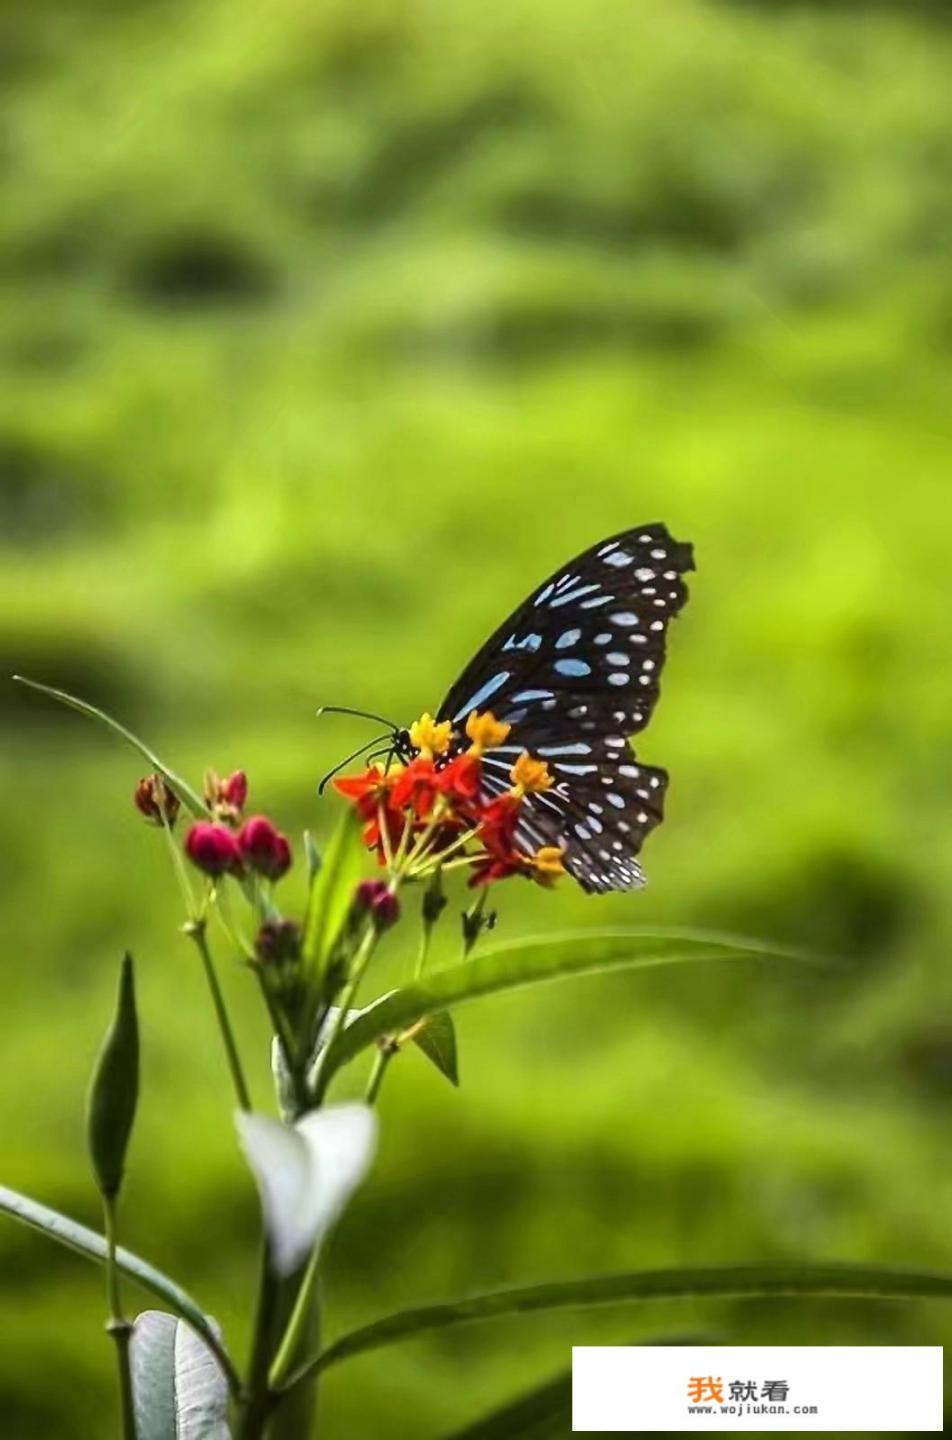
left=255, top=919, right=301, bottom=966
left=237, top=815, right=292, bottom=881
left=221, top=770, right=248, bottom=809
left=203, top=767, right=248, bottom=824
left=185, top=821, right=243, bottom=877
left=134, top=773, right=180, bottom=828
left=355, top=878, right=401, bottom=931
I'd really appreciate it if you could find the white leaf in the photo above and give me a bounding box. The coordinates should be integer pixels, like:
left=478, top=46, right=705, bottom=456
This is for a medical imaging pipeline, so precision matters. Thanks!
left=130, top=1310, right=230, bottom=1440
left=236, top=1103, right=377, bottom=1276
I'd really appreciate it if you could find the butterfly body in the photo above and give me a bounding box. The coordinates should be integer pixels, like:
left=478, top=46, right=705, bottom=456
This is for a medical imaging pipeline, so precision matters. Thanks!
left=404, top=524, right=694, bottom=893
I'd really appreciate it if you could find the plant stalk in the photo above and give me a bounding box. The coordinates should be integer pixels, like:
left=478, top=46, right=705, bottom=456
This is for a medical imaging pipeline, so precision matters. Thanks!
left=103, top=1195, right=136, bottom=1439
left=185, top=918, right=252, bottom=1111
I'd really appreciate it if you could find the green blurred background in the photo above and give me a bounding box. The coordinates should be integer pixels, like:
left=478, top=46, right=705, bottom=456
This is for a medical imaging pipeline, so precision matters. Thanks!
left=2, top=0, right=952, bottom=1434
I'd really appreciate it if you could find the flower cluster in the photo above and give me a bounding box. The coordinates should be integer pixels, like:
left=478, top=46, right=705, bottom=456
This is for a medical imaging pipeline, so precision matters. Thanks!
left=134, top=768, right=293, bottom=884
left=333, top=710, right=566, bottom=889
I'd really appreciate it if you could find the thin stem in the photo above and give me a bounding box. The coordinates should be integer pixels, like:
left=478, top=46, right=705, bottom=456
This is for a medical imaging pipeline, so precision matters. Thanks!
left=364, top=1044, right=396, bottom=1105
left=235, top=1246, right=282, bottom=1440
left=268, top=1248, right=320, bottom=1390
left=184, top=919, right=252, bottom=1111
left=103, top=1195, right=136, bottom=1439
left=308, top=919, right=381, bottom=1103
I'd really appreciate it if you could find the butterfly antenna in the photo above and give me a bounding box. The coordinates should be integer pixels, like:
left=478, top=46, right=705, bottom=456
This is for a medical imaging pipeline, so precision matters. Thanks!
left=317, top=703, right=399, bottom=731
left=317, top=733, right=391, bottom=795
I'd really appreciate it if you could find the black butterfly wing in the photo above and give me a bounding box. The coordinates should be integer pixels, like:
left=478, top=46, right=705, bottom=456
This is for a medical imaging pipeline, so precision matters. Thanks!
left=436, top=523, right=694, bottom=893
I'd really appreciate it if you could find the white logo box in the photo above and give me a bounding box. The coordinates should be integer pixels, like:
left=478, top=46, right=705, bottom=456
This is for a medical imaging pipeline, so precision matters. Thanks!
left=572, top=1345, right=943, bottom=1432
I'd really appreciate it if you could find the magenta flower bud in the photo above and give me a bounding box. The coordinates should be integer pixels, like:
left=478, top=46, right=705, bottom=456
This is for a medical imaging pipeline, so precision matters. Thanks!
left=221, top=770, right=248, bottom=809
left=237, top=815, right=292, bottom=881
left=185, top=821, right=242, bottom=877
left=355, top=878, right=400, bottom=930
left=134, top=773, right=180, bottom=828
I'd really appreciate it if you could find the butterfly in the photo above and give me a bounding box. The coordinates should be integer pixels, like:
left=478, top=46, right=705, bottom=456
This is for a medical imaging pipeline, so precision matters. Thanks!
left=403, top=523, right=694, bottom=893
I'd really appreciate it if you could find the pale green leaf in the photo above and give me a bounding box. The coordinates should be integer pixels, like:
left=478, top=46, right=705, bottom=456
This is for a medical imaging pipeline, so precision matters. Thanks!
left=285, top=1262, right=952, bottom=1386
left=12, top=676, right=206, bottom=817
left=130, top=1311, right=230, bottom=1440
left=412, top=1011, right=459, bottom=1087
left=300, top=808, right=366, bottom=980
left=318, top=928, right=797, bottom=1085
left=0, top=1185, right=239, bottom=1395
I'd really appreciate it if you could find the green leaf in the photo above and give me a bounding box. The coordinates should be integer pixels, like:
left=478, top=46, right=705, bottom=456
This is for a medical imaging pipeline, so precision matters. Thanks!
left=300, top=808, right=366, bottom=980
left=411, top=1011, right=459, bottom=1087
left=0, top=1184, right=239, bottom=1396
left=286, top=1262, right=952, bottom=1385
left=87, top=953, right=139, bottom=1200
left=319, top=928, right=796, bottom=1084
left=12, top=675, right=206, bottom=817
left=130, top=1311, right=230, bottom=1440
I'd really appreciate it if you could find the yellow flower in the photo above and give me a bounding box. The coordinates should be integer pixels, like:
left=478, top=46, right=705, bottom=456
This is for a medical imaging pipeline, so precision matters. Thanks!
left=531, top=845, right=566, bottom=886
left=465, top=710, right=512, bottom=755
left=510, top=751, right=553, bottom=795
left=409, top=712, right=453, bottom=759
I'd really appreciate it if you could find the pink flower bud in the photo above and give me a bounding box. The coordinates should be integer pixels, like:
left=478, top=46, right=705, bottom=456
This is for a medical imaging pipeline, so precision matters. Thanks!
left=355, top=878, right=400, bottom=930
left=185, top=821, right=242, bottom=877
left=236, top=815, right=292, bottom=881
left=221, top=770, right=248, bottom=809
left=134, top=774, right=180, bottom=827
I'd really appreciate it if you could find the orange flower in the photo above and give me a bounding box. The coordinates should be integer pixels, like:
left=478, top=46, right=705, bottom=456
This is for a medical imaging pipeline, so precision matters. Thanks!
left=333, top=763, right=403, bottom=820
left=435, top=753, right=482, bottom=805
left=390, top=756, right=440, bottom=818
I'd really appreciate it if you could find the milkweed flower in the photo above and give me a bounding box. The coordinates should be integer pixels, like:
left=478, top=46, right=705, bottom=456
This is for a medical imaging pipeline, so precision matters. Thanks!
left=185, top=821, right=243, bottom=877
left=237, top=816, right=292, bottom=881
left=355, top=879, right=401, bottom=930
left=204, top=768, right=249, bottom=825
left=134, top=773, right=180, bottom=827
left=332, top=710, right=566, bottom=892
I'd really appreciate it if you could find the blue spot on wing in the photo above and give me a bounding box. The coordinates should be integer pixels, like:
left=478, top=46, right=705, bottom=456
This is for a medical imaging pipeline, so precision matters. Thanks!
left=452, top=670, right=511, bottom=720
left=554, top=658, right=591, bottom=677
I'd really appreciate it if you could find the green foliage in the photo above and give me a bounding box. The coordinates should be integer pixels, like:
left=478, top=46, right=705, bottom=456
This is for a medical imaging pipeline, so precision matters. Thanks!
left=319, top=929, right=790, bottom=1082
left=3, top=0, right=952, bottom=1432
left=0, top=1186, right=238, bottom=1395
left=297, top=1262, right=952, bottom=1382
left=86, top=954, right=139, bottom=1201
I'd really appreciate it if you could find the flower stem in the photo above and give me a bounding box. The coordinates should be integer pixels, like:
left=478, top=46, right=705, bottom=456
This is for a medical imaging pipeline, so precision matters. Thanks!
left=308, top=917, right=381, bottom=1104
left=184, top=918, right=252, bottom=1112
left=234, top=1247, right=281, bottom=1440
left=364, top=1043, right=396, bottom=1104
left=102, top=1195, right=136, bottom=1439
left=268, top=1248, right=320, bottom=1391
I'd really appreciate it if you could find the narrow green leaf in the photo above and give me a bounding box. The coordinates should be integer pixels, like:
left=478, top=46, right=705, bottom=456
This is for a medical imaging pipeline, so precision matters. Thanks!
left=301, top=808, right=366, bottom=978
left=287, top=1262, right=952, bottom=1384
left=130, top=1311, right=231, bottom=1440
left=411, top=1011, right=459, bottom=1087
left=0, top=1185, right=239, bottom=1396
left=87, top=953, right=139, bottom=1200
left=12, top=676, right=206, bottom=817
left=320, top=928, right=795, bottom=1083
